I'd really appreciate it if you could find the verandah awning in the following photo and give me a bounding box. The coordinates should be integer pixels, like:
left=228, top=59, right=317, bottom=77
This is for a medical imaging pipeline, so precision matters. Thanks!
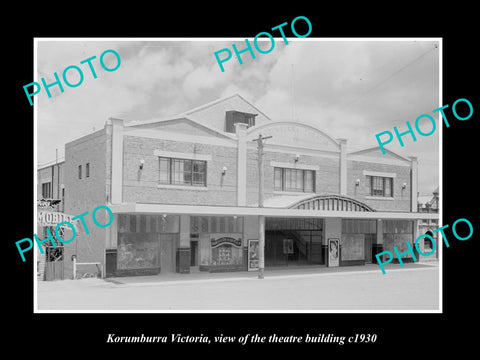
left=108, top=202, right=439, bottom=220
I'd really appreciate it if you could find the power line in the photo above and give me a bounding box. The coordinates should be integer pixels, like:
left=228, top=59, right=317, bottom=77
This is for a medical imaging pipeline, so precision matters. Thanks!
left=339, top=44, right=438, bottom=109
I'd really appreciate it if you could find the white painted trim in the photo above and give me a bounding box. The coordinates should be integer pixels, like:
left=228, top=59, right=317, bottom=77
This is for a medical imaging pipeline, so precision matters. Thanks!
left=270, top=161, right=320, bottom=171
left=365, top=196, right=395, bottom=201
left=273, top=191, right=316, bottom=196
left=339, top=140, right=347, bottom=196
left=362, top=170, right=397, bottom=178
left=247, top=142, right=340, bottom=158
left=349, top=154, right=410, bottom=166
left=40, top=178, right=52, bottom=184
left=124, top=128, right=237, bottom=147
left=153, top=150, right=212, bottom=161
left=109, top=203, right=440, bottom=220
left=156, top=184, right=209, bottom=191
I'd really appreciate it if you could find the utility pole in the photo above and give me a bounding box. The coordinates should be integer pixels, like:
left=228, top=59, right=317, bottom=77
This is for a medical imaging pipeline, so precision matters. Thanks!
left=253, top=133, right=272, bottom=279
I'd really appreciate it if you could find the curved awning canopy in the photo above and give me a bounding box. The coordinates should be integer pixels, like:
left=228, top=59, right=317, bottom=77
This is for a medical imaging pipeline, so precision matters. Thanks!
left=289, top=194, right=375, bottom=212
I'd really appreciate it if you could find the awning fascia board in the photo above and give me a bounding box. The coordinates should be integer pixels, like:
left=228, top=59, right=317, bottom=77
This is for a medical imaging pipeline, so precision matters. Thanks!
left=108, top=203, right=439, bottom=220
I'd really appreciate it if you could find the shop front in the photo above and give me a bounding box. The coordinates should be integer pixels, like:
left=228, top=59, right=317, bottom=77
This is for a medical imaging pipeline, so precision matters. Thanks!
left=190, top=215, right=244, bottom=272
left=265, top=217, right=324, bottom=266
left=115, top=214, right=180, bottom=276
left=107, top=202, right=437, bottom=277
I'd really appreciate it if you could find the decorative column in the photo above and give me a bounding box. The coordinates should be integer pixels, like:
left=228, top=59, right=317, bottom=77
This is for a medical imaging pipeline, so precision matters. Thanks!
left=235, top=122, right=248, bottom=206
left=409, top=156, right=418, bottom=212
left=338, top=138, right=347, bottom=196
left=107, top=117, right=124, bottom=205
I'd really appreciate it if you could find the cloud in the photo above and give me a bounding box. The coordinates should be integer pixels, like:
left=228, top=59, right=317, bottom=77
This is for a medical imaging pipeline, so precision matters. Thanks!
left=36, top=39, right=440, bottom=193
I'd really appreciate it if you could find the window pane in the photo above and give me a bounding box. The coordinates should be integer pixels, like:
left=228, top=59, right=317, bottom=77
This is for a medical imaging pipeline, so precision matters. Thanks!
left=191, top=216, right=199, bottom=233
left=183, top=160, right=192, bottom=185
left=171, top=159, right=183, bottom=184
left=201, top=217, right=209, bottom=232
left=385, top=177, right=392, bottom=197
left=295, top=169, right=303, bottom=191
left=227, top=217, right=234, bottom=233
left=304, top=170, right=314, bottom=192
left=210, top=217, right=217, bottom=233
left=274, top=168, right=282, bottom=190
left=284, top=169, right=291, bottom=190
left=192, top=161, right=206, bottom=186
left=372, top=176, right=384, bottom=196
left=159, top=157, right=170, bottom=183
left=219, top=217, right=226, bottom=233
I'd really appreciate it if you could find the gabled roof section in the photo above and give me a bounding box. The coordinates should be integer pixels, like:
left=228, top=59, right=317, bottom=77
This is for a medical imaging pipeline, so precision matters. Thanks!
left=125, top=116, right=236, bottom=140
left=177, top=93, right=272, bottom=132
left=181, top=93, right=272, bottom=121
left=125, top=93, right=272, bottom=135
left=348, top=146, right=411, bottom=163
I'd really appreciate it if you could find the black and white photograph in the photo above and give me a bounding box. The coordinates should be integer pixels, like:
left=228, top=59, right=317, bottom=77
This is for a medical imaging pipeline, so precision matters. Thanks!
left=33, top=37, right=441, bottom=312
left=7, top=7, right=478, bottom=355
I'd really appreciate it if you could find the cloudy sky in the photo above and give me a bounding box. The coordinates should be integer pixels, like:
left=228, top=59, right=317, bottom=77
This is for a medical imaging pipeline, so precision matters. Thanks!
left=36, top=38, right=440, bottom=196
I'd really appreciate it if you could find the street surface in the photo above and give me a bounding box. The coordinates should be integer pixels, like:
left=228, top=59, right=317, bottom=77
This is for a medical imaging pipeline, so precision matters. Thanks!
left=36, top=263, right=439, bottom=311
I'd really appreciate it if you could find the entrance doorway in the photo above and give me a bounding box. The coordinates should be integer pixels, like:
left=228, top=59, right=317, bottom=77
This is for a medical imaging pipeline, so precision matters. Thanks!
left=265, top=230, right=324, bottom=266
left=190, top=240, right=199, bottom=270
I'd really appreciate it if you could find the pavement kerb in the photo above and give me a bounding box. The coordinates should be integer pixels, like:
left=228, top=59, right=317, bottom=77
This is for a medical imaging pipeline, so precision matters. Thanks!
left=104, top=262, right=439, bottom=288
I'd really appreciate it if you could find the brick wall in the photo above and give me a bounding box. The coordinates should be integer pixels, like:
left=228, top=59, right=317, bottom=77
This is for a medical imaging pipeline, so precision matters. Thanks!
left=122, top=136, right=238, bottom=206
left=346, top=159, right=411, bottom=211
left=122, top=132, right=345, bottom=207
left=63, top=129, right=108, bottom=278
left=246, top=149, right=341, bottom=206
left=37, top=162, right=65, bottom=202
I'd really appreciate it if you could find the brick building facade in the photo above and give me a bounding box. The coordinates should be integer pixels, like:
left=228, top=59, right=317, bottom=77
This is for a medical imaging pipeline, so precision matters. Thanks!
left=38, top=94, right=438, bottom=279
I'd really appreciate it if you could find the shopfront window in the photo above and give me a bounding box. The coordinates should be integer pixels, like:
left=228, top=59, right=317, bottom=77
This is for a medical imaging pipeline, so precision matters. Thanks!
left=190, top=216, right=243, bottom=234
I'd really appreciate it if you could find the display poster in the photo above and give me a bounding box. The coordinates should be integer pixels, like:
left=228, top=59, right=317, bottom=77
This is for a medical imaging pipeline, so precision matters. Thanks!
left=328, top=238, right=340, bottom=267
left=248, top=239, right=259, bottom=271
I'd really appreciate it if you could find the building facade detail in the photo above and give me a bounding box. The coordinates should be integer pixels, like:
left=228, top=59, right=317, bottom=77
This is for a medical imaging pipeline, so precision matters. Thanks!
left=37, top=94, right=438, bottom=279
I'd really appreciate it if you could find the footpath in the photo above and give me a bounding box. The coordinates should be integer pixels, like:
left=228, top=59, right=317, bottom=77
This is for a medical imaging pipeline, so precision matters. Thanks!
left=104, top=261, right=438, bottom=287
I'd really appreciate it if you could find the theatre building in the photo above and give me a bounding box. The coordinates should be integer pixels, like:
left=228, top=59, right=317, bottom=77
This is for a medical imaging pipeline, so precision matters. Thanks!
left=49, top=94, right=438, bottom=278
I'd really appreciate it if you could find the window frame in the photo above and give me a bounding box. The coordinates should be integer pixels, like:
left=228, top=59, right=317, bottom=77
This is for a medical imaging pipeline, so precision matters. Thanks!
left=42, top=182, right=52, bottom=198
left=158, top=156, right=207, bottom=187
left=368, top=175, right=394, bottom=198
left=274, top=167, right=315, bottom=193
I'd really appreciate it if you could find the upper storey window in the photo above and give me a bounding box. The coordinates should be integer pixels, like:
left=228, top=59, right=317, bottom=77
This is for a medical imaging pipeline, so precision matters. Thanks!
left=368, top=175, right=393, bottom=197
left=159, top=157, right=207, bottom=187
left=225, top=110, right=257, bottom=133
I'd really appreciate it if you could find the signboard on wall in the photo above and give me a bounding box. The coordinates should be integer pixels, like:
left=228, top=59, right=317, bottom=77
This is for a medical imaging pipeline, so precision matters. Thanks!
left=328, top=238, right=339, bottom=267
left=248, top=239, right=259, bottom=271
left=211, top=237, right=242, bottom=248
left=38, top=211, right=76, bottom=227
left=211, top=237, right=242, bottom=266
